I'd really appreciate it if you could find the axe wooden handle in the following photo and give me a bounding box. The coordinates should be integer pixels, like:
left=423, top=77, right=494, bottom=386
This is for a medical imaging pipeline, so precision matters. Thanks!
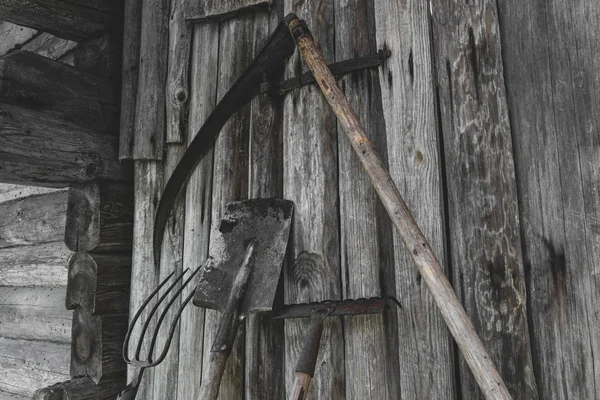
left=286, top=16, right=512, bottom=400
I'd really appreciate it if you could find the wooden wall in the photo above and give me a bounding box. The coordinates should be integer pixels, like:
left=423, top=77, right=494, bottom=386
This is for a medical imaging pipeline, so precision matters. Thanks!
left=121, top=0, right=599, bottom=399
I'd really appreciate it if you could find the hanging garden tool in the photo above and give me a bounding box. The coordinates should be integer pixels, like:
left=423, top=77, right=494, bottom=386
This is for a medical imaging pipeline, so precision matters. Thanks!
left=118, top=198, right=293, bottom=400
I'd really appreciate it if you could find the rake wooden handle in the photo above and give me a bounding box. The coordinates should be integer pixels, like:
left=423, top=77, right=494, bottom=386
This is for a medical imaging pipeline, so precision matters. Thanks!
left=286, top=17, right=512, bottom=400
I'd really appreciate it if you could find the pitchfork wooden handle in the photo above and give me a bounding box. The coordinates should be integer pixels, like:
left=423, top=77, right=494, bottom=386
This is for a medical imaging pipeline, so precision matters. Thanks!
left=285, top=15, right=512, bottom=400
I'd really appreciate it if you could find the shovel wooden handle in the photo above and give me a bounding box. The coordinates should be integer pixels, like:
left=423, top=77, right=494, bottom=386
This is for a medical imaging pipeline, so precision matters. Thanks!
left=286, top=17, right=512, bottom=400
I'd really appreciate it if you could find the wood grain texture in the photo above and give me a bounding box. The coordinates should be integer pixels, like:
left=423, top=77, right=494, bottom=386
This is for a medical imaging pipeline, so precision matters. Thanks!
left=0, top=337, right=70, bottom=396
left=334, top=2, right=399, bottom=399
left=430, top=1, right=538, bottom=398
left=373, top=0, right=455, bottom=398
left=70, top=308, right=128, bottom=385
left=166, top=0, right=193, bottom=143
left=0, top=103, right=130, bottom=187
left=0, top=184, right=62, bottom=203
left=0, top=286, right=72, bottom=342
left=0, top=50, right=118, bottom=134
left=497, top=0, right=600, bottom=398
left=64, top=183, right=133, bottom=254
left=0, top=241, right=69, bottom=287
left=0, top=191, right=67, bottom=248
left=201, top=14, right=254, bottom=400
left=66, top=252, right=131, bottom=315
left=33, top=376, right=125, bottom=400
left=18, top=32, right=77, bottom=60
left=187, top=0, right=270, bottom=21
left=0, top=391, right=27, bottom=400
left=132, top=0, right=169, bottom=159
left=0, top=0, right=121, bottom=42
left=282, top=2, right=344, bottom=399
left=0, top=21, right=37, bottom=55
left=119, top=0, right=142, bottom=159
left=245, top=4, right=285, bottom=399
left=176, top=21, right=219, bottom=400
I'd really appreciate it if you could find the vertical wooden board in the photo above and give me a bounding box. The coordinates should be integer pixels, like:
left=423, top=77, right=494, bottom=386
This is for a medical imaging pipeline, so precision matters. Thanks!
left=201, top=15, right=253, bottom=400
left=282, top=1, right=344, bottom=398
left=430, top=1, right=538, bottom=398
left=334, top=1, right=399, bottom=399
left=127, top=160, right=162, bottom=399
left=373, top=1, right=455, bottom=398
left=132, top=0, right=169, bottom=159
left=176, top=22, right=219, bottom=400
left=245, top=4, right=285, bottom=399
left=497, top=0, right=600, bottom=398
left=166, top=0, right=193, bottom=143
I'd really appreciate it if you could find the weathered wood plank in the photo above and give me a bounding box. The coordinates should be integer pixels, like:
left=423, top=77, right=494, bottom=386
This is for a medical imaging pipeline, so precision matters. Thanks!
left=0, top=21, right=37, bottom=55
left=132, top=0, right=169, bottom=159
left=119, top=0, right=142, bottom=159
left=176, top=22, right=219, bottom=400
left=0, top=286, right=72, bottom=342
left=0, top=183, right=62, bottom=204
left=0, top=51, right=118, bottom=134
left=335, top=1, right=399, bottom=399
left=431, top=1, right=538, bottom=398
left=497, top=0, right=600, bottom=398
left=0, top=0, right=122, bottom=42
left=0, top=337, right=70, bottom=396
left=245, top=5, right=285, bottom=399
left=64, top=183, right=133, bottom=254
left=201, top=15, right=254, bottom=400
left=0, top=241, right=69, bottom=287
left=186, top=0, right=271, bottom=21
left=373, top=0, right=455, bottom=398
left=0, top=104, right=130, bottom=187
left=0, top=390, right=27, bottom=400
left=282, top=2, right=344, bottom=399
left=166, top=0, right=192, bottom=143
left=0, top=191, right=67, bottom=249
left=33, top=376, right=125, bottom=400
left=70, top=308, right=128, bottom=385
left=18, top=33, right=76, bottom=60
left=66, top=252, right=131, bottom=315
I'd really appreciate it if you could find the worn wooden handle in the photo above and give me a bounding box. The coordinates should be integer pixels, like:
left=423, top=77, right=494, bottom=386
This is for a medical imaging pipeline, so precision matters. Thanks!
left=197, top=352, right=228, bottom=400
left=287, top=17, right=512, bottom=400
left=289, top=372, right=312, bottom=400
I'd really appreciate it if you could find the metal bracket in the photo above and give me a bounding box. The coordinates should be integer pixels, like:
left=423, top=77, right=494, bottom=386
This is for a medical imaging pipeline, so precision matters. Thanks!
left=261, top=49, right=391, bottom=95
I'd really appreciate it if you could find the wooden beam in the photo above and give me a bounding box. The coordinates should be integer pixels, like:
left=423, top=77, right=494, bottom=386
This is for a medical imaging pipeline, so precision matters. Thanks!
left=66, top=252, right=130, bottom=315
left=186, top=0, right=270, bottom=21
left=0, top=191, right=67, bottom=249
left=70, top=308, right=128, bottom=384
left=0, top=0, right=122, bottom=42
left=0, top=337, right=70, bottom=397
left=0, top=241, right=69, bottom=287
left=0, top=103, right=130, bottom=187
left=17, top=33, right=77, bottom=60
left=64, top=183, right=133, bottom=254
left=0, top=50, right=118, bottom=134
left=33, top=376, right=125, bottom=400
left=0, top=183, right=62, bottom=204
left=0, top=286, right=72, bottom=342
left=0, top=21, right=37, bottom=55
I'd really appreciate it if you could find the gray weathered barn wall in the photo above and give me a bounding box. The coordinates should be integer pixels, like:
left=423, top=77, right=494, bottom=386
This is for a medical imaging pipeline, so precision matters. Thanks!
left=122, top=0, right=599, bottom=398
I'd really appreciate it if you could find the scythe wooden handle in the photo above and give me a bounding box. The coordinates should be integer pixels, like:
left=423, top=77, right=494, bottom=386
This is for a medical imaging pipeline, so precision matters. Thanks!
left=285, top=16, right=512, bottom=400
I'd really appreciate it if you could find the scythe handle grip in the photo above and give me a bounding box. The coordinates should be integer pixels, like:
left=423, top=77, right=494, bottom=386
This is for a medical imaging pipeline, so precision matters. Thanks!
left=285, top=15, right=512, bottom=400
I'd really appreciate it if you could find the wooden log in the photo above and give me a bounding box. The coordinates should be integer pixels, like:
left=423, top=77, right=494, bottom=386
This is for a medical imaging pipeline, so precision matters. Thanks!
left=0, top=390, right=28, bottom=400
left=0, top=241, right=69, bottom=287
left=0, top=183, right=62, bottom=204
left=18, top=32, right=77, bottom=60
left=0, top=0, right=122, bottom=42
left=66, top=252, right=131, bottom=315
left=166, top=0, right=192, bottom=143
left=282, top=2, right=344, bottom=398
left=0, top=337, right=70, bottom=396
left=201, top=14, right=254, bottom=400
left=334, top=2, right=399, bottom=399
left=187, top=0, right=271, bottom=21
left=119, top=0, right=142, bottom=159
left=64, top=183, right=133, bottom=254
left=431, top=1, right=538, bottom=398
left=0, top=21, right=37, bottom=55
left=132, top=0, right=169, bottom=159
left=33, top=376, right=125, bottom=400
left=0, top=286, right=72, bottom=342
left=0, top=190, right=67, bottom=249
left=373, top=1, right=455, bottom=398
left=176, top=22, right=219, bottom=400
left=70, top=308, right=128, bottom=385
left=0, top=103, right=131, bottom=187
left=0, top=50, right=118, bottom=134
left=498, top=0, right=600, bottom=398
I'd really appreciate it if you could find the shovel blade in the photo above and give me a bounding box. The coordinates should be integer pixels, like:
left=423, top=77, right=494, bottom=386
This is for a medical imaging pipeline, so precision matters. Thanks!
left=193, top=198, right=293, bottom=315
